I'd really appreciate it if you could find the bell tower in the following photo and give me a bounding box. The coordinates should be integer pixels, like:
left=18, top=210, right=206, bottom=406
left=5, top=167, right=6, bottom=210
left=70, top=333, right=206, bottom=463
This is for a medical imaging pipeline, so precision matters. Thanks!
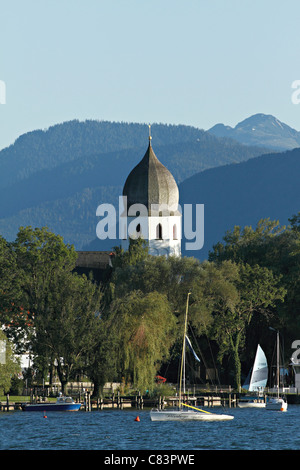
left=121, top=126, right=181, bottom=257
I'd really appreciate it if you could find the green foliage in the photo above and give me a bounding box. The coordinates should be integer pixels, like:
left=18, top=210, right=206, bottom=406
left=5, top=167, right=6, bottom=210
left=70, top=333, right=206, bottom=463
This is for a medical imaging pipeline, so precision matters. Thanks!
left=209, top=262, right=285, bottom=389
left=0, top=235, right=22, bottom=327
left=0, top=331, right=21, bottom=395
left=108, top=290, right=176, bottom=393
left=0, top=218, right=297, bottom=394
left=7, top=226, right=102, bottom=393
left=209, top=216, right=300, bottom=347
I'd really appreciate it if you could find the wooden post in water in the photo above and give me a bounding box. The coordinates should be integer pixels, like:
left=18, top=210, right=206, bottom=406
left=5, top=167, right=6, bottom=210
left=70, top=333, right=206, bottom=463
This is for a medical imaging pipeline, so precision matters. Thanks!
left=136, top=391, right=141, bottom=409
left=112, top=392, right=115, bottom=409
left=117, top=391, right=121, bottom=409
left=84, top=391, right=91, bottom=411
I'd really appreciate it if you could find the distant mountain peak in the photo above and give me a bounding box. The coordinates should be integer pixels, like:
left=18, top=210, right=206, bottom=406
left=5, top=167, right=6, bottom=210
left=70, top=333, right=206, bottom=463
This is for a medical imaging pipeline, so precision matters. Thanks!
left=208, top=113, right=300, bottom=150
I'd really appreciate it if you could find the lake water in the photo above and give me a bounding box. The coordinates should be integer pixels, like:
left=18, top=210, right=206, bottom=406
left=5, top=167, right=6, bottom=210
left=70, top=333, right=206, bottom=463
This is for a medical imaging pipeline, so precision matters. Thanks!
left=1, top=405, right=299, bottom=451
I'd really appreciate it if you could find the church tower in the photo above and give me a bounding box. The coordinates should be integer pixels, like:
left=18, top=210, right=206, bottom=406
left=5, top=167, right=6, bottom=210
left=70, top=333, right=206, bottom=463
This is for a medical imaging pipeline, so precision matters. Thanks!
left=121, top=127, right=181, bottom=257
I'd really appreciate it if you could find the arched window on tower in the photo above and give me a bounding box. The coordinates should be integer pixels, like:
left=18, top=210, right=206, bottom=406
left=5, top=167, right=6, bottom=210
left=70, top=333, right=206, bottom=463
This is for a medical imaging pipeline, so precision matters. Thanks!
left=156, top=223, right=163, bottom=240
left=173, top=224, right=177, bottom=240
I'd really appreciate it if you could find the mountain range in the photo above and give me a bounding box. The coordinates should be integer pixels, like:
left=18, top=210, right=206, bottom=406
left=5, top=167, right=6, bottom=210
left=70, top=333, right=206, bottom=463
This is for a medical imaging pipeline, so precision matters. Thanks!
left=180, top=147, right=300, bottom=259
left=0, top=113, right=299, bottom=258
left=208, top=113, right=300, bottom=151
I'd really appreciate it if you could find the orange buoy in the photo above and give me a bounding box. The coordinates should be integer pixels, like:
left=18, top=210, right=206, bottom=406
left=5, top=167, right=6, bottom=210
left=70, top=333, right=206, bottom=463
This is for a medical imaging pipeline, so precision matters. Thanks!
left=43, top=412, right=47, bottom=418
left=134, top=416, right=140, bottom=422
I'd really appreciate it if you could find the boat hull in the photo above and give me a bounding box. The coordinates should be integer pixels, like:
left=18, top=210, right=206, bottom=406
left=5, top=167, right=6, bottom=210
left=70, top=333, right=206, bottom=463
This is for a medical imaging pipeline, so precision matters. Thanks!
left=238, top=396, right=266, bottom=408
left=238, top=402, right=265, bottom=408
left=21, top=403, right=81, bottom=412
left=266, top=398, right=287, bottom=411
left=150, top=409, right=234, bottom=421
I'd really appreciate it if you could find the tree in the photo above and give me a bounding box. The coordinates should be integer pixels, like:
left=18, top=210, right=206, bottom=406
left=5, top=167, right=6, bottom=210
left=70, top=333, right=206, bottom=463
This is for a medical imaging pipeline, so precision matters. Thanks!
left=108, top=291, right=176, bottom=392
left=210, top=262, right=285, bottom=389
left=13, top=226, right=78, bottom=337
left=33, top=270, right=102, bottom=393
left=209, top=218, right=286, bottom=266
left=86, top=319, right=118, bottom=398
left=110, top=242, right=206, bottom=317
left=209, top=217, right=300, bottom=350
left=0, top=330, right=21, bottom=395
left=0, top=235, right=22, bottom=328
left=12, top=226, right=102, bottom=391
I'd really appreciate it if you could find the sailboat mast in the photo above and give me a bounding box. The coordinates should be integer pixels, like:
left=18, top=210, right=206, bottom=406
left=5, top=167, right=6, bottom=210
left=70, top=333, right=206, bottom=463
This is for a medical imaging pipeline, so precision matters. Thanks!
left=277, top=330, right=280, bottom=399
left=179, top=292, right=191, bottom=407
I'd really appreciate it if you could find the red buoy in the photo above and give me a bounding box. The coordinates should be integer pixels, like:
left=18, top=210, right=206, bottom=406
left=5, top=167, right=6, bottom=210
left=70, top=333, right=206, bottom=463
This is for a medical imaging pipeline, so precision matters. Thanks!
left=134, top=416, right=140, bottom=422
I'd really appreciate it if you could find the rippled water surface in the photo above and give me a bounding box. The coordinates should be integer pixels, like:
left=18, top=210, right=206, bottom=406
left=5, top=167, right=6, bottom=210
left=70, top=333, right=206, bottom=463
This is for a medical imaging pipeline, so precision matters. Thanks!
left=1, top=405, right=300, bottom=450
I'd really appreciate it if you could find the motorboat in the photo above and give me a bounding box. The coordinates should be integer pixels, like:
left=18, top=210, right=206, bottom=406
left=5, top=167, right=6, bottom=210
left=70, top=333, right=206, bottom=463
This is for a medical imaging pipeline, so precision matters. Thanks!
left=21, top=395, right=81, bottom=412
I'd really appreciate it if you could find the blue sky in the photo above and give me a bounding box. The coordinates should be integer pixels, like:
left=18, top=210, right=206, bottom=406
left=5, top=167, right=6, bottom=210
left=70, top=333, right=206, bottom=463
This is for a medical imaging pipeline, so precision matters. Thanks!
left=1, top=0, right=300, bottom=150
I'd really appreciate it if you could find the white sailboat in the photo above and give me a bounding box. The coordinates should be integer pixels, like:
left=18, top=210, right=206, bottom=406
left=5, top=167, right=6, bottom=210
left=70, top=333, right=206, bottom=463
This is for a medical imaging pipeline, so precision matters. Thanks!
left=150, top=293, right=234, bottom=421
left=238, top=344, right=268, bottom=408
left=266, top=329, right=287, bottom=411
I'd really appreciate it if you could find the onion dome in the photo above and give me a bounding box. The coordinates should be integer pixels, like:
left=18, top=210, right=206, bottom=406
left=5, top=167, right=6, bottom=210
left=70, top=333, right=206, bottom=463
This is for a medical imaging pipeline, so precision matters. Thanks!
left=123, top=133, right=179, bottom=215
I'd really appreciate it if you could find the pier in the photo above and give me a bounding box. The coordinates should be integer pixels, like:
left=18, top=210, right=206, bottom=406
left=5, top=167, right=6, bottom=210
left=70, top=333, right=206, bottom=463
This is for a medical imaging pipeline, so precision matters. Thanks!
left=3, top=388, right=300, bottom=412
left=0, top=391, right=238, bottom=412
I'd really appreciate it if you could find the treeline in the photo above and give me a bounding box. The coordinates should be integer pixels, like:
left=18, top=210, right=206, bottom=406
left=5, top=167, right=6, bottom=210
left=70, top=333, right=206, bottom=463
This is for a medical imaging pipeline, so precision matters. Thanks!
left=1, top=215, right=300, bottom=396
left=0, top=120, right=206, bottom=189
left=0, top=119, right=266, bottom=189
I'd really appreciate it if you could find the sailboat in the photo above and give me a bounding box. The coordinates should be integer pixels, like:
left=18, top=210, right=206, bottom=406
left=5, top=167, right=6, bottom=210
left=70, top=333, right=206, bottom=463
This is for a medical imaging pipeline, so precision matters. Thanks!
left=266, top=329, right=287, bottom=411
left=150, top=293, right=234, bottom=421
left=238, top=344, right=268, bottom=408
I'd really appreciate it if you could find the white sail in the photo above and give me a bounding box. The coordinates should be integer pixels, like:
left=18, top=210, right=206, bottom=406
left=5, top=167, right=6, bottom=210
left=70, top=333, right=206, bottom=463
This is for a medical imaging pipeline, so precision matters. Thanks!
left=243, top=344, right=268, bottom=392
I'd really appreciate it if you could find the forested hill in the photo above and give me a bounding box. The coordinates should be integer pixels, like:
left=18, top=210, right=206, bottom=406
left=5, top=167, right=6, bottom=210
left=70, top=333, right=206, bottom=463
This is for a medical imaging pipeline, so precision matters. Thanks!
left=0, top=119, right=267, bottom=189
left=0, top=119, right=270, bottom=247
left=1, top=118, right=299, bottom=257
left=179, top=147, right=300, bottom=259
left=0, top=120, right=200, bottom=188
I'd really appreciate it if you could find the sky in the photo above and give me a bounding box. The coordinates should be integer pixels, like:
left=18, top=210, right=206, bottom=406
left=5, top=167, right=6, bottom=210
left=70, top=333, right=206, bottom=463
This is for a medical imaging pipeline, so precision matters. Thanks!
left=1, top=0, right=300, bottom=150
